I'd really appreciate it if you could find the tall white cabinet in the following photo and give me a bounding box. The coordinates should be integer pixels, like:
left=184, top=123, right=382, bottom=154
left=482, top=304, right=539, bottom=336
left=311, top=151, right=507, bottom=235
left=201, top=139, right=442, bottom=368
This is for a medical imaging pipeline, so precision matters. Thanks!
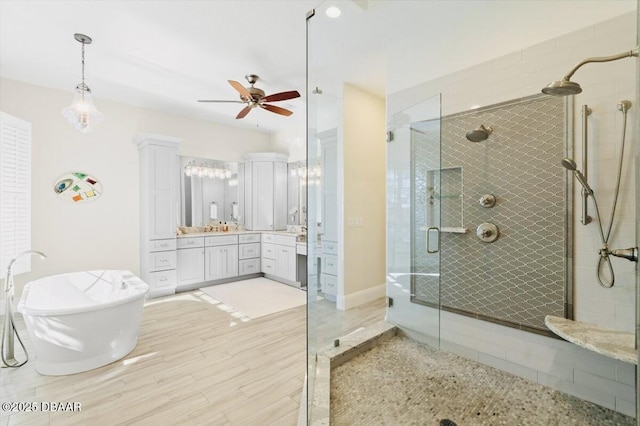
left=242, top=153, right=288, bottom=231
left=320, top=130, right=339, bottom=300
left=135, top=134, right=181, bottom=298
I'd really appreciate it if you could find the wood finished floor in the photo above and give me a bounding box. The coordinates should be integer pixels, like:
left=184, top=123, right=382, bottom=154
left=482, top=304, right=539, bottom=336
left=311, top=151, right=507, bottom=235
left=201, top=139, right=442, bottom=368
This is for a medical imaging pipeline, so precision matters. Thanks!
left=1, top=289, right=386, bottom=425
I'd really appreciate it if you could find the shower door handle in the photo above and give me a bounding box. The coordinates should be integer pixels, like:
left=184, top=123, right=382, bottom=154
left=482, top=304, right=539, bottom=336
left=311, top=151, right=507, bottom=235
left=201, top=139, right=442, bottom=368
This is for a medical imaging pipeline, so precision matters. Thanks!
left=426, top=227, right=440, bottom=254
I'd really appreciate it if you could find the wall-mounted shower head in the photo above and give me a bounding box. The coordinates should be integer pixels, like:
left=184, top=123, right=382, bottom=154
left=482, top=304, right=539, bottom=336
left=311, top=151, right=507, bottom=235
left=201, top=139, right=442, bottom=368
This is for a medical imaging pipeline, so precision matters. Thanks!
left=542, top=79, right=582, bottom=96
left=466, top=125, right=492, bottom=142
left=542, top=46, right=639, bottom=97
left=561, top=157, right=593, bottom=196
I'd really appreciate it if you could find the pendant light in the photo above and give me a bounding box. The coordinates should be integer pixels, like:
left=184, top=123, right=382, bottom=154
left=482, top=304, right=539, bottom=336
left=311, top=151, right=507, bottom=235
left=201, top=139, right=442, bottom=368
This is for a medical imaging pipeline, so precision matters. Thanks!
left=62, top=33, right=104, bottom=133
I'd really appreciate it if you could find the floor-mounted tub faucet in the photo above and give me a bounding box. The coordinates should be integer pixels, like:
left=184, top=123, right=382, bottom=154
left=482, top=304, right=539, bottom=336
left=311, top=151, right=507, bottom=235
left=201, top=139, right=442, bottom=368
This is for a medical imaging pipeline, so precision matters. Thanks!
left=2, top=250, right=47, bottom=368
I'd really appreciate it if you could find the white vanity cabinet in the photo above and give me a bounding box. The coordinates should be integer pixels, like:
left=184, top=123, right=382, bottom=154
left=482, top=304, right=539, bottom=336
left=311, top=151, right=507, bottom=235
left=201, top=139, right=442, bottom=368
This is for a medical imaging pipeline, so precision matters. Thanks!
left=261, top=233, right=298, bottom=285
left=204, top=235, right=238, bottom=281
left=238, top=233, right=261, bottom=276
left=275, top=235, right=297, bottom=282
left=242, top=153, right=288, bottom=231
left=135, top=134, right=181, bottom=298
left=320, top=131, right=339, bottom=300
left=176, top=237, right=205, bottom=288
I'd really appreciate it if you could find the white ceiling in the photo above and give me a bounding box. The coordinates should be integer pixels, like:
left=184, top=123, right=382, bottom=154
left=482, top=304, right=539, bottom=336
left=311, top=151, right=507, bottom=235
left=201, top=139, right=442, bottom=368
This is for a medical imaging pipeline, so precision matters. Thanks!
left=1, top=1, right=636, bottom=134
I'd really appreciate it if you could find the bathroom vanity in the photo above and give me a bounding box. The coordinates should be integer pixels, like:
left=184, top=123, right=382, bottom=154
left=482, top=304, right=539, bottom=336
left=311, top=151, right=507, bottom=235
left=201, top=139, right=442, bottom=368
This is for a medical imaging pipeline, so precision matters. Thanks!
left=174, top=230, right=306, bottom=294
left=135, top=135, right=307, bottom=297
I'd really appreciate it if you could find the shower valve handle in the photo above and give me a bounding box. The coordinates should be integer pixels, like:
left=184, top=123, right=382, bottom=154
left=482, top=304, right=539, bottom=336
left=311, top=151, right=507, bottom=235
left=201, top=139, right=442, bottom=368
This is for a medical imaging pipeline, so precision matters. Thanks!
left=609, top=247, right=638, bottom=262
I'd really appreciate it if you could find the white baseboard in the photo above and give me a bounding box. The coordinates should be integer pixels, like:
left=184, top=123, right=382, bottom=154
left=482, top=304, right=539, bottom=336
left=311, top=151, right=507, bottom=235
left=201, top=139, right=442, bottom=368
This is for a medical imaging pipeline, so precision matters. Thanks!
left=337, top=283, right=386, bottom=310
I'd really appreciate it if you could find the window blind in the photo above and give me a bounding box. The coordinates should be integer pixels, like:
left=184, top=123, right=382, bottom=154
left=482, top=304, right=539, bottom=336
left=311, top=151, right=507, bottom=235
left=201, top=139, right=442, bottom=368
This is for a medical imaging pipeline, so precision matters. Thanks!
left=0, top=112, right=32, bottom=276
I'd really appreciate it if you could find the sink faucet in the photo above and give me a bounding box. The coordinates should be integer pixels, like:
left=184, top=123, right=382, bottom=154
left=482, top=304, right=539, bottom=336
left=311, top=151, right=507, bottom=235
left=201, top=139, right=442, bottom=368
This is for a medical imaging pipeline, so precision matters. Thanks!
left=2, top=250, right=47, bottom=368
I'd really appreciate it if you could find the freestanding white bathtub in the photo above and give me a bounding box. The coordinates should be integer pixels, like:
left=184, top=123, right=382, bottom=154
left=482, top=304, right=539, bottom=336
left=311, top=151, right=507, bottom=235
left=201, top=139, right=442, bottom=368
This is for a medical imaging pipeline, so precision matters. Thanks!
left=17, top=270, right=149, bottom=376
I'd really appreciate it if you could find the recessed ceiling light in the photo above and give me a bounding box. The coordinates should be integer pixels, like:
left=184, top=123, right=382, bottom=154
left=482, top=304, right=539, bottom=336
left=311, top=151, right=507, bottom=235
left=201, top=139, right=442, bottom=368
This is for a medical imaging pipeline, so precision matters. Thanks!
left=326, top=6, right=341, bottom=18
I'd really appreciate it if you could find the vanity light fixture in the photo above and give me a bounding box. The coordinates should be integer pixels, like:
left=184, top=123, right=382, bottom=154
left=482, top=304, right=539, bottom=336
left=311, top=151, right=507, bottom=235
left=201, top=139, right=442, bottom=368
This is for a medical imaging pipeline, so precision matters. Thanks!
left=62, top=33, right=104, bottom=133
left=184, top=161, right=232, bottom=180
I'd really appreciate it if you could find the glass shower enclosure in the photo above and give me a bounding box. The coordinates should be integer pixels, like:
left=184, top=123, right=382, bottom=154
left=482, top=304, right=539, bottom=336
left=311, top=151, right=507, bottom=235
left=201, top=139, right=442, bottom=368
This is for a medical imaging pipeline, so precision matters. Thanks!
left=307, top=0, right=638, bottom=424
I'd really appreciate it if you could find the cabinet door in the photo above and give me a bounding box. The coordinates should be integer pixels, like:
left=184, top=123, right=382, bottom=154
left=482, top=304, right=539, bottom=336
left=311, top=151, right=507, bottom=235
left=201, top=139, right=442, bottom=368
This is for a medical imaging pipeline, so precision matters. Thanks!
left=177, top=248, right=204, bottom=288
left=150, top=147, right=177, bottom=239
left=205, top=245, right=238, bottom=281
left=275, top=245, right=296, bottom=282
left=321, top=138, right=338, bottom=242
left=251, top=161, right=274, bottom=230
left=273, top=161, right=287, bottom=230
left=223, top=244, right=239, bottom=278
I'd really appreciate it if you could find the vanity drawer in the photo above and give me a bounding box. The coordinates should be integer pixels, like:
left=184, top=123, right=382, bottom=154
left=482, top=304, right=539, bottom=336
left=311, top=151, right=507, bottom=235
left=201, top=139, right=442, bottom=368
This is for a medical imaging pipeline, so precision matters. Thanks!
left=205, top=235, right=239, bottom=247
left=262, top=258, right=276, bottom=274
left=239, top=242, right=261, bottom=259
left=275, top=235, right=296, bottom=247
left=323, top=241, right=338, bottom=255
left=149, top=251, right=177, bottom=272
left=296, top=243, right=307, bottom=256
left=239, top=233, right=261, bottom=244
left=177, top=237, right=204, bottom=249
left=323, top=254, right=338, bottom=275
left=149, top=238, right=177, bottom=252
left=239, top=258, right=260, bottom=275
left=262, top=243, right=276, bottom=260
left=149, top=269, right=176, bottom=289
left=262, top=233, right=276, bottom=243
left=322, top=274, right=337, bottom=295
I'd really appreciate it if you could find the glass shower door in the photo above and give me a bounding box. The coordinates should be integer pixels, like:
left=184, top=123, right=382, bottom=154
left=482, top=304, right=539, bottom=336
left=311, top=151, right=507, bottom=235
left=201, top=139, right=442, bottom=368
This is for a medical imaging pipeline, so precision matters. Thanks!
left=386, top=94, right=442, bottom=346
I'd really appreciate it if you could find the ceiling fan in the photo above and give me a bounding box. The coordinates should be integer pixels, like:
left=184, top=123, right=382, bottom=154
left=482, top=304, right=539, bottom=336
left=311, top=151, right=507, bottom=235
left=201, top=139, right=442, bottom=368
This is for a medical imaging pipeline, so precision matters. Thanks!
left=198, top=74, right=300, bottom=119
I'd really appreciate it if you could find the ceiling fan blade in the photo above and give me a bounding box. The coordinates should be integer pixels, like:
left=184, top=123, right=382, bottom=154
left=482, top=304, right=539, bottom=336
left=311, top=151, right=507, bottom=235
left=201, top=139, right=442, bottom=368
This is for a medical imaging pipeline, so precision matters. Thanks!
left=261, top=104, right=293, bottom=117
left=228, top=80, right=252, bottom=100
left=262, top=90, right=301, bottom=103
left=236, top=106, right=252, bottom=119
left=198, top=100, right=245, bottom=103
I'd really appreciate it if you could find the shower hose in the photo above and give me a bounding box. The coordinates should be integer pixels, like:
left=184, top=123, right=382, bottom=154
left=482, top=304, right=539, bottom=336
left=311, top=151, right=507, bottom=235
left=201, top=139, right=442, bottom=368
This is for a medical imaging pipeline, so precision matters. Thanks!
left=587, top=101, right=630, bottom=288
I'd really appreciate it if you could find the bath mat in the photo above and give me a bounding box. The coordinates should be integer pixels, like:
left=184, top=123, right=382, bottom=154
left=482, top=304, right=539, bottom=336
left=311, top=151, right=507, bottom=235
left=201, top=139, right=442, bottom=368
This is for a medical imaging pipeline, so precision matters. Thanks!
left=199, top=277, right=306, bottom=319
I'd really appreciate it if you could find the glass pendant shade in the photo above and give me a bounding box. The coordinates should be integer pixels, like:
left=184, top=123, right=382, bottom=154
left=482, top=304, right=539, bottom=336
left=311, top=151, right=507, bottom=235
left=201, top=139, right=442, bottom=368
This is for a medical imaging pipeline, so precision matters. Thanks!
left=62, top=83, right=104, bottom=133
left=63, top=33, right=103, bottom=133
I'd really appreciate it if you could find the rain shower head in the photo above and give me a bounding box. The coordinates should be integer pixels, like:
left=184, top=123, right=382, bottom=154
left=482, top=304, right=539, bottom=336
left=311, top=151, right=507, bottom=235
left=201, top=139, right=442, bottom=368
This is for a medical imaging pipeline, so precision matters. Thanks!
left=542, top=79, right=582, bottom=96
left=561, top=157, right=593, bottom=196
left=466, top=125, right=492, bottom=142
left=542, top=46, right=639, bottom=97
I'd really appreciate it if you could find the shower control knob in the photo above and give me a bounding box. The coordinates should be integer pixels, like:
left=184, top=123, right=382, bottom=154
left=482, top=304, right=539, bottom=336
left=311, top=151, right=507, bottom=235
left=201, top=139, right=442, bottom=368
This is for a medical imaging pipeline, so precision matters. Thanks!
left=477, top=222, right=499, bottom=243
left=479, top=194, right=496, bottom=208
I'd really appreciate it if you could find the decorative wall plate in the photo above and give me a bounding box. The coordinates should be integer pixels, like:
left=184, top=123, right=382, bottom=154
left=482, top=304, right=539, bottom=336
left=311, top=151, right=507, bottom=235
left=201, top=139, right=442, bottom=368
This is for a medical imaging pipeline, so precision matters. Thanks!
left=53, top=172, right=102, bottom=203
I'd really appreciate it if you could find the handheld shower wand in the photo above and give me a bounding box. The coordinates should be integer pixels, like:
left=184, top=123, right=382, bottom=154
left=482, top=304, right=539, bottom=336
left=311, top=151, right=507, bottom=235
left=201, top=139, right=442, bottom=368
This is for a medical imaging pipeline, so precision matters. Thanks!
left=2, top=250, right=47, bottom=368
left=560, top=158, right=593, bottom=196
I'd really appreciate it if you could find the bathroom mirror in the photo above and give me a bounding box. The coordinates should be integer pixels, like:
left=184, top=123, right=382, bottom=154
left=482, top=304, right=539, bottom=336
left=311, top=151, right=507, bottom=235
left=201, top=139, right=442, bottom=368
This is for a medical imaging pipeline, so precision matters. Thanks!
left=179, top=156, right=240, bottom=227
left=288, top=161, right=309, bottom=226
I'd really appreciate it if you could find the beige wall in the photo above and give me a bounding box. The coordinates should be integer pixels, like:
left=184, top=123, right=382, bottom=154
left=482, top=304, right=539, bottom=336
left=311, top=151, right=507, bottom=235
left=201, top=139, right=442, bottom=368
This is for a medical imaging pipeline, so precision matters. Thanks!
left=0, top=78, right=271, bottom=289
left=342, top=83, right=386, bottom=299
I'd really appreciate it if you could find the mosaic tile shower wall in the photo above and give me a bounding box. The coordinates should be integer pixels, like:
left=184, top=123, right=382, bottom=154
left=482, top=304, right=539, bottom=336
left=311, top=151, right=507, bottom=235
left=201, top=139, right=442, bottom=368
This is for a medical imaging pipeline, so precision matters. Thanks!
left=412, top=95, right=569, bottom=332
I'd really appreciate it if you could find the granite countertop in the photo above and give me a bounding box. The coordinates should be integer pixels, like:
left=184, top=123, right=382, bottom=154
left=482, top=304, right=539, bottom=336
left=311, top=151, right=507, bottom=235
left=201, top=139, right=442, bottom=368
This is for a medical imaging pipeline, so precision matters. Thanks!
left=545, top=315, right=636, bottom=365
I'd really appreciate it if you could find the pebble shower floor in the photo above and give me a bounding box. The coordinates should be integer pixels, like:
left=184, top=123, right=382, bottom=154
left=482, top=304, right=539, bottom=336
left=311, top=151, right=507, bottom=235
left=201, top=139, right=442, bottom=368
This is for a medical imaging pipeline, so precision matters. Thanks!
left=330, top=336, right=634, bottom=425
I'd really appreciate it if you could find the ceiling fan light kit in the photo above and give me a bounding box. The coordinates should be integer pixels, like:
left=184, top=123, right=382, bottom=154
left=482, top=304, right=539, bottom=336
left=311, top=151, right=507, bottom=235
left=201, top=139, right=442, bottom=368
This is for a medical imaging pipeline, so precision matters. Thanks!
left=198, top=74, right=300, bottom=119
